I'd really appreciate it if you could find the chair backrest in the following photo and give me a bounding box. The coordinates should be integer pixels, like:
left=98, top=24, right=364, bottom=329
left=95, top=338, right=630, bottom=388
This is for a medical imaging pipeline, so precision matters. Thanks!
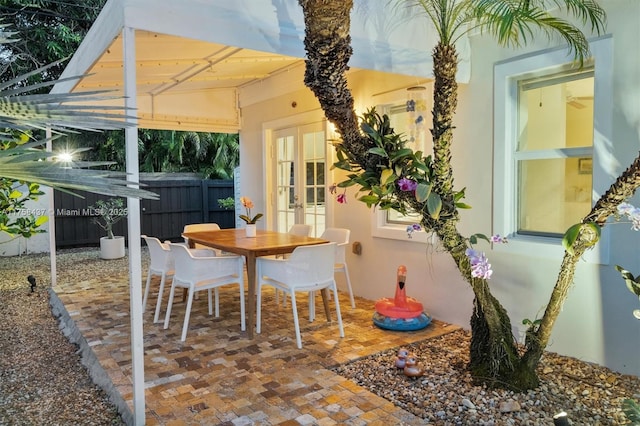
left=183, top=223, right=221, bottom=250
left=285, top=242, right=337, bottom=288
left=183, top=223, right=221, bottom=233
left=288, top=224, right=312, bottom=237
left=169, top=243, right=241, bottom=284
left=320, top=227, right=350, bottom=263
left=142, top=235, right=173, bottom=271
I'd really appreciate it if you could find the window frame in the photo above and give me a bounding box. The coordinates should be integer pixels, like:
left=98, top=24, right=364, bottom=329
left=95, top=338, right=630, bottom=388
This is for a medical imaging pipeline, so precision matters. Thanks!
left=493, top=36, right=613, bottom=264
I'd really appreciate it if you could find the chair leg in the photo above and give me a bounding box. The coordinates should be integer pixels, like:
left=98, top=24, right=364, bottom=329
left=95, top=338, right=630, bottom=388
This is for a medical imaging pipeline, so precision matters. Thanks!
left=238, top=282, right=246, bottom=331
left=342, top=264, right=356, bottom=308
left=256, top=282, right=263, bottom=334
left=208, top=289, right=213, bottom=315
left=308, top=291, right=315, bottom=322
left=290, top=291, right=303, bottom=349
left=181, top=288, right=195, bottom=341
left=153, top=274, right=168, bottom=323
left=142, top=271, right=152, bottom=311
left=164, top=283, right=177, bottom=329
left=332, top=283, right=345, bottom=338
left=215, top=288, right=220, bottom=317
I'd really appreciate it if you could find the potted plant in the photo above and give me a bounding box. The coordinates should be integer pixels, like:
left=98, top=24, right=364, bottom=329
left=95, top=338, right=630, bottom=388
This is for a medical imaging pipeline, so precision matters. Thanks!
left=239, top=196, right=262, bottom=237
left=90, top=198, right=127, bottom=259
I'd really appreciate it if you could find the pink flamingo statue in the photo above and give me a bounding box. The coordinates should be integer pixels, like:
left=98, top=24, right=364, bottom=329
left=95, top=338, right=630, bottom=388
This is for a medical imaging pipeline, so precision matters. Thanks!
left=373, top=265, right=431, bottom=331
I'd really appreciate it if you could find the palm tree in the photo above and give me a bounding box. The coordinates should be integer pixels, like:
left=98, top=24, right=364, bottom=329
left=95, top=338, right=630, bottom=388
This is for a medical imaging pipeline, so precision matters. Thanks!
left=295, top=0, right=640, bottom=390
left=0, top=60, right=157, bottom=200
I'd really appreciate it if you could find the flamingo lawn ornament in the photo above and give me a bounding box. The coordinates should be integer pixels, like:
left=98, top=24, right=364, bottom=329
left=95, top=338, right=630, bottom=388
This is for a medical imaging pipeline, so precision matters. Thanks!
left=373, top=265, right=431, bottom=331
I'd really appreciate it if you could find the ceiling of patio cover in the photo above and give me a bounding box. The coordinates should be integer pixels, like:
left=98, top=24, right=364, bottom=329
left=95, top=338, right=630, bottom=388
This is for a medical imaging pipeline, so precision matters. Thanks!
left=51, top=0, right=471, bottom=133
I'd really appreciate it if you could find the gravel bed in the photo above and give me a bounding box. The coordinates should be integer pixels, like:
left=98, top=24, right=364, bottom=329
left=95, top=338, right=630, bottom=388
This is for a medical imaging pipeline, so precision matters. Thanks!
left=332, top=330, right=640, bottom=425
left=1, top=248, right=639, bottom=425
left=0, top=248, right=127, bottom=426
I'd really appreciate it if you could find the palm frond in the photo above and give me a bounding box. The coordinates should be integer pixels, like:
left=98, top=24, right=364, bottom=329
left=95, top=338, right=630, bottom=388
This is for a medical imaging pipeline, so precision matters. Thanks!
left=471, top=0, right=604, bottom=64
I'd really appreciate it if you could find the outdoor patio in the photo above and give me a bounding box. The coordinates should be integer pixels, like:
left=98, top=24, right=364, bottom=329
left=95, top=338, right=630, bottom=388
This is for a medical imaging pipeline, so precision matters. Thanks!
left=50, top=253, right=459, bottom=425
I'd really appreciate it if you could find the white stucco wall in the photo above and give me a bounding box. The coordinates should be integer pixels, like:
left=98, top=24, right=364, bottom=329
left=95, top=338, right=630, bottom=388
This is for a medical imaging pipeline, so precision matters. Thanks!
left=240, top=0, right=639, bottom=376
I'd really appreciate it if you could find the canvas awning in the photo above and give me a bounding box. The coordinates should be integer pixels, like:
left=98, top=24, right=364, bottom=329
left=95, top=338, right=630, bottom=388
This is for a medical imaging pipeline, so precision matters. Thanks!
left=52, top=0, right=470, bottom=133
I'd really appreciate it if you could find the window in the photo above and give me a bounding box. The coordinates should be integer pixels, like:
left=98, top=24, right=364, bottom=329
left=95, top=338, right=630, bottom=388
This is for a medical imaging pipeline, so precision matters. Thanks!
left=516, top=70, right=594, bottom=236
left=372, top=84, right=433, bottom=243
left=494, top=37, right=613, bottom=262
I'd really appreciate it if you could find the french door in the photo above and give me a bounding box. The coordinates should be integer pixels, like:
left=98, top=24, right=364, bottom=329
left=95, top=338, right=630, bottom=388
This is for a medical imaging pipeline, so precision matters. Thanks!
left=272, top=122, right=326, bottom=237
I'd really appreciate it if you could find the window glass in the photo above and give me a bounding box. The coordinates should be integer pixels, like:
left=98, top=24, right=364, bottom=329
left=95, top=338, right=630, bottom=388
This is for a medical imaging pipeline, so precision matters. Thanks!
left=516, top=72, right=594, bottom=236
left=381, top=86, right=430, bottom=224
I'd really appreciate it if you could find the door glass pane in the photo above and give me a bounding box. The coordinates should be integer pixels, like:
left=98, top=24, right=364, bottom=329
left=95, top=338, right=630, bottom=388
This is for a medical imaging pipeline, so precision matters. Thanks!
left=276, top=134, right=296, bottom=232
left=517, top=72, right=594, bottom=235
left=302, top=128, right=326, bottom=237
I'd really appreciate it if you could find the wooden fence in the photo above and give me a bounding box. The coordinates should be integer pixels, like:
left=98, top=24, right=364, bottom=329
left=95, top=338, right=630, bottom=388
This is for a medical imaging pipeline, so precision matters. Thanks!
left=53, top=178, right=234, bottom=247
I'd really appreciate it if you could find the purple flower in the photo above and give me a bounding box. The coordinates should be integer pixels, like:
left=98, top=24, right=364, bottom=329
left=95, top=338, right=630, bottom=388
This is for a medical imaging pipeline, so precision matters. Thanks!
left=398, top=178, right=417, bottom=192
left=465, top=248, right=493, bottom=280
left=490, top=234, right=508, bottom=244
left=329, top=183, right=337, bottom=195
left=336, top=193, right=347, bottom=204
left=406, top=223, right=421, bottom=238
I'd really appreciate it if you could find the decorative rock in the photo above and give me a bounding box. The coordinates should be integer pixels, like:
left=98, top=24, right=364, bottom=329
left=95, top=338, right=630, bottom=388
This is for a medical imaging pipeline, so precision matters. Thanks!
left=499, top=400, right=521, bottom=413
left=462, top=398, right=476, bottom=409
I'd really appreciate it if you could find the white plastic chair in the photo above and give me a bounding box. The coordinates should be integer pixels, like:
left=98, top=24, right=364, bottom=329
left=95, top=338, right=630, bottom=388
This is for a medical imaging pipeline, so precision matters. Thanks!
left=163, top=243, right=246, bottom=341
left=142, top=235, right=175, bottom=323
left=256, top=242, right=344, bottom=348
left=320, top=227, right=356, bottom=309
left=275, top=224, right=313, bottom=304
left=183, top=223, right=222, bottom=254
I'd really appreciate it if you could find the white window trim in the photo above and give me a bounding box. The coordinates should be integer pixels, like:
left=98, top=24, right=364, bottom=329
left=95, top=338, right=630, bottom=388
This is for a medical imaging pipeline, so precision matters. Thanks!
left=371, top=207, right=435, bottom=244
left=493, top=36, right=613, bottom=264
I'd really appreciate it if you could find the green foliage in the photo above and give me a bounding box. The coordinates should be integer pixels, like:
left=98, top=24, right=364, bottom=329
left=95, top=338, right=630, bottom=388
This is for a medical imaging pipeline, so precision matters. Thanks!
left=217, top=197, right=235, bottom=210
left=561, top=222, right=601, bottom=255
left=88, top=198, right=126, bottom=239
left=615, top=265, right=640, bottom=297
left=333, top=108, right=465, bottom=220
left=0, top=0, right=106, bottom=85
left=622, top=398, right=640, bottom=424
left=0, top=135, right=47, bottom=238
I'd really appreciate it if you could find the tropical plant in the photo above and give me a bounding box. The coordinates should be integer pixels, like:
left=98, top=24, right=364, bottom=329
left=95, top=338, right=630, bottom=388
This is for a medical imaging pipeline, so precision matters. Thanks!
left=295, top=0, right=629, bottom=390
left=89, top=198, right=126, bottom=239
left=0, top=22, right=157, bottom=219
left=0, top=0, right=106, bottom=85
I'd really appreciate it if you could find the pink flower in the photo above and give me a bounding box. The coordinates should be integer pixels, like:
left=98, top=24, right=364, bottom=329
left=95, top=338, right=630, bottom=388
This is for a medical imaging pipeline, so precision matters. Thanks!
left=337, top=192, right=347, bottom=204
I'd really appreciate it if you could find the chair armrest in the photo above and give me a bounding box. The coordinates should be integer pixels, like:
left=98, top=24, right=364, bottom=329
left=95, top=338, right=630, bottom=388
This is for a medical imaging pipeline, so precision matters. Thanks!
left=190, top=248, right=217, bottom=258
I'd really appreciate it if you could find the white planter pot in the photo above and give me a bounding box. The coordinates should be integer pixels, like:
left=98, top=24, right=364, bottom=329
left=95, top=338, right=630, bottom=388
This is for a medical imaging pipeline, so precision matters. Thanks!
left=100, top=236, right=125, bottom=260
left=245, top=224, right=257, bottom=237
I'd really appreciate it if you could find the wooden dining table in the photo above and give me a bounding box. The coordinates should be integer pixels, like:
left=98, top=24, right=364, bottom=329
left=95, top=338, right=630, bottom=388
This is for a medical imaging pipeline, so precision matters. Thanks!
left=182, top=228, right=328, bottom=338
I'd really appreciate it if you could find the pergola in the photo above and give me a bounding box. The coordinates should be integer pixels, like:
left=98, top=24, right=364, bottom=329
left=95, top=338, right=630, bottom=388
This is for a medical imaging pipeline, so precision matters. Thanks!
left=51, top=1, right=470, bottom=423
